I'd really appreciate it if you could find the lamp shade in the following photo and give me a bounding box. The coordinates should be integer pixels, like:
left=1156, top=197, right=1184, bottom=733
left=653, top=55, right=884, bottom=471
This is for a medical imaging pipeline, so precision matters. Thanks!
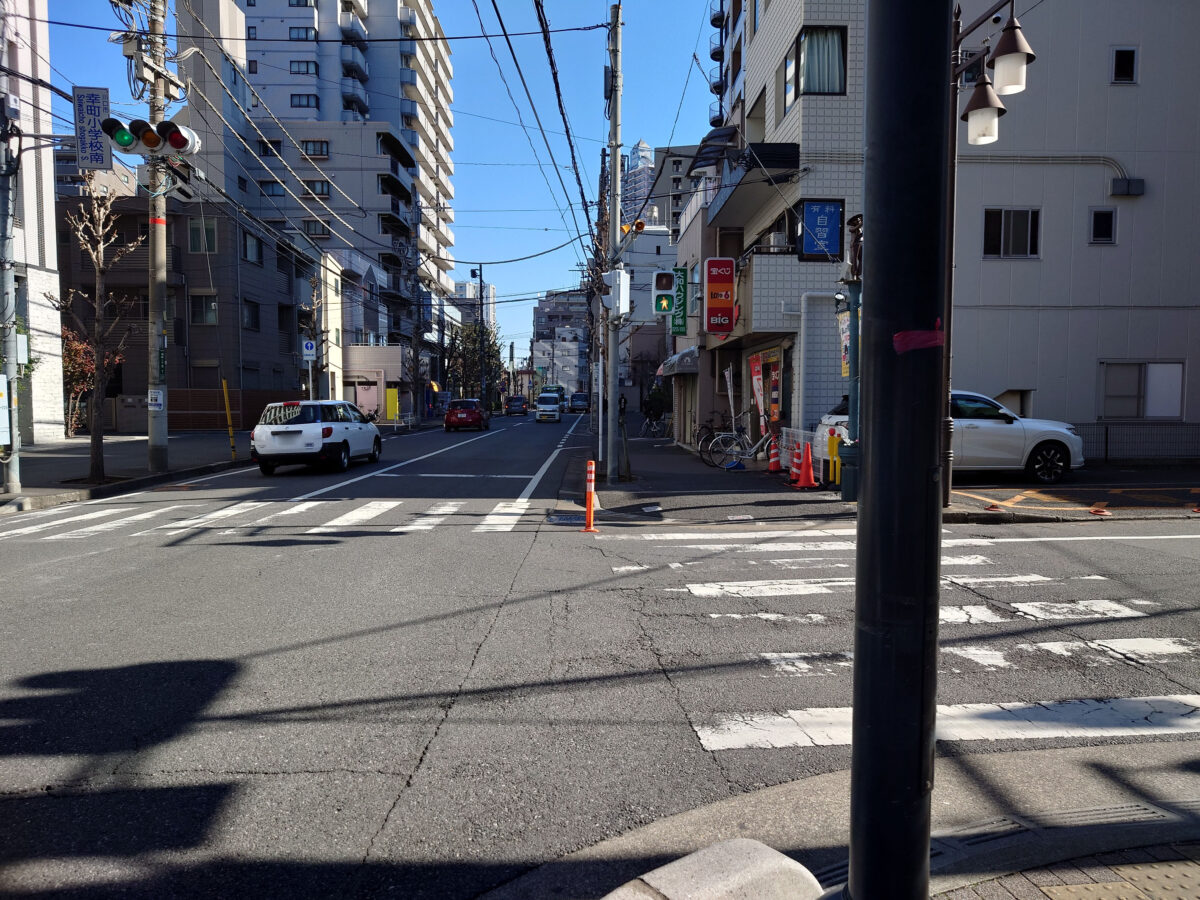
left=961, top=74, right=1006, bottom=145
left=987, top=16, right=1036, bottom=95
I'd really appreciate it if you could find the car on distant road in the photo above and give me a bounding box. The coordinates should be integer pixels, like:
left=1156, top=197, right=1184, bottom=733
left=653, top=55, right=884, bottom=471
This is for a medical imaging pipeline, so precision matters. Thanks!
left=820, top=390, right=1084, bottom=484
left=251, top=400, right=381, bottom=475
left=504, top=396, right=529, bottom=416
left=535, top=392, right=563, bottom=423
left=445, top=398, right=490, bottom=432
left=569, top=392, right=590, bottom=414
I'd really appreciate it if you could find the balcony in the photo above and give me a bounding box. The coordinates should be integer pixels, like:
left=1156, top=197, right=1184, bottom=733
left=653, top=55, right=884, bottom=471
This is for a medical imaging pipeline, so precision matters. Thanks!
left=340, top=44, right=368, bottom=81
left=709, top=33, right=724, bottom=62
left=709, top=101, right=723, bottom=127
left=397, top=38, right=416, bottom=59
left=397, top=6, right=416, bottom=26
left=345, top=0, right=367, bottom=20
left=398, top=66, right=418, bottom=89
left=706, top=143, right=802, bottom=228
left=339, top=10, right=367, bottom=48
left=709, top=0, right=725, bottom=27
left=341, top=109, right=365, bottom=123
left=709, top=65, right=723, bottom=95
left=398, top=98, right=417, bottom=118
left=341, top=77, right=369, bottom=112
left=401, top=128, right=419, bottom=151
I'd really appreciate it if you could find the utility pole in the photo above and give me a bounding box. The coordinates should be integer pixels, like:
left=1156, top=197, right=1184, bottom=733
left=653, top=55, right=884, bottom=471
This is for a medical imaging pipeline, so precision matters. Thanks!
left=1, top=102, right=19, bottom=492
left=146, top=0, right=168, bottom=472
left=470, top=266, right=485, bottom=403
left=605, top=1, right=622, bottom=481
left=846, top=0, right=950, bottom=896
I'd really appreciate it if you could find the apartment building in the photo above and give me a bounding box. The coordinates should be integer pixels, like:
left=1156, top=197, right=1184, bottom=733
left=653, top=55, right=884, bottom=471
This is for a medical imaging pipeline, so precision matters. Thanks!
left=674, top=0, right=1198, bottom=459
left=531, top=287, right=590, bottom=395
left=452, top=279, right=496, bottom=329
left=1, top=0, right=64, bottom=443
left=176, top=0, right=456, bottom=418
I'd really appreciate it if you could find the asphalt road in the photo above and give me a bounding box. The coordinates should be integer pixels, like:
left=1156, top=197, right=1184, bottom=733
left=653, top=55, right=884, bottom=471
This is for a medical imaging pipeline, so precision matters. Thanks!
left=2, top=416, right=1198, bottom=898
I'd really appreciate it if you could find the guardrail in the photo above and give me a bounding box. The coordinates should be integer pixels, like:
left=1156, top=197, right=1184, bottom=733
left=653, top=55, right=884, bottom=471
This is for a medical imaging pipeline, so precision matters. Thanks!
left=1073, top=422, right=1200, bottom=462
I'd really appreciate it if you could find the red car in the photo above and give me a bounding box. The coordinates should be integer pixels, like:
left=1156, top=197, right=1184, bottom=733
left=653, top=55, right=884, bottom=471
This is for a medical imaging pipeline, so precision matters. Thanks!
left=444, top=398, right=490, bottom=432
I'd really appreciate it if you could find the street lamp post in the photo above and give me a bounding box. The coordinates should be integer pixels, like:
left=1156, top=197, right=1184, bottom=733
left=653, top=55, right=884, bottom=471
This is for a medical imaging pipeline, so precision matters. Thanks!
left=941, top=0, right=1037, bottom=507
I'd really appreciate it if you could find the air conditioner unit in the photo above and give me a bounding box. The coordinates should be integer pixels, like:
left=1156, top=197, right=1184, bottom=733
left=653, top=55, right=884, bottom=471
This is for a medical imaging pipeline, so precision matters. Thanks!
left=763, top=232, right=788, bottom=249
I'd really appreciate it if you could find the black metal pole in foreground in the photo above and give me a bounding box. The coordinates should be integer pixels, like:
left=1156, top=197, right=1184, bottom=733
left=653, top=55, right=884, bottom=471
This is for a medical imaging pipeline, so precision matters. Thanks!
left=846, top=0, right=952, bottom=897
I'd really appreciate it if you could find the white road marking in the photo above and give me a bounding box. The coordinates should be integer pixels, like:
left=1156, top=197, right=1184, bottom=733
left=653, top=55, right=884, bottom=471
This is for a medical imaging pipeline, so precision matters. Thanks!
left=306, top=501, right=402, bottom=534
left=686, top=578, right=856, bottom=598
left=760, top=651, right=853, bottom=677
left=944, top=574, right=1054, bottom=587
left=665, top=542, right=857, bottom=552
left=1017, top=638, right=1198, bottom=665
left=0, top=507, right=133, bottom=540
left=707, top=613, right=828, bottom=624
left=44, top=505, right=197, bottom=540
left=218, top=500, right=327, bottom=534
left=612, top=565, right=649, bottom=573
left=939, top=605, right=1010, bottom=624
left=1012, top=599, right=1147, bottom=620
left=475, top=500, right=531, bottom=532
left=945, top=534, right=1200, bottom=546
left=378, top=473, right=531, bottom=479
left=597, top=530, right=849, bottom=542
left=150, top=501, right=270, bottom=535
left=942, top=555, right=992, bottom=566
left=696, top=695, right=1200, bottom=751
left=942, top=646, right=1016, bottom=669
left=396, top=501, right=463, bottom=532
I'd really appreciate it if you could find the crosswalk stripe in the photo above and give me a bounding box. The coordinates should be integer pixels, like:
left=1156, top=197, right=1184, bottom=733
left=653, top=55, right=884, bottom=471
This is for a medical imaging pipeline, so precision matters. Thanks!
left=1012, top=599, right=1146, bottom=620
left=596, top=529, right=853, bottom=542
left=474, top=500, right=530, bottom=532
left=306, top=500, right=402, bottom=534
left=44, top=505, right=197, bottom=540
left=395, top=501, right=463, bottom=532
left=218, top=500, right=327, bottom=534
left=0, top=507, right=133, bottom=541
left=707, top=613, right=829, bottom=624
left=940, top=605, right=1011, bottom=624
left=696, top=695, right=1200, bottom=751
left=943, top=637, right=1198, bottom=670
left=149, top=501, right=270, bottom=535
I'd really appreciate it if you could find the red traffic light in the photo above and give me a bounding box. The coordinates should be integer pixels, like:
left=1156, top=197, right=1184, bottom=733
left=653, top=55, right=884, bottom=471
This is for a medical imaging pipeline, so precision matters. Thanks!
left=156, top=120, right=201, bottom=154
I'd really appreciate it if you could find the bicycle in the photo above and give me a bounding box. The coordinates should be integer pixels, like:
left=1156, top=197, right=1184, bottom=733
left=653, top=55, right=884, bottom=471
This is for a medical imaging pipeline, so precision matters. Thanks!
left=700, top=410, right=751, bottom=466
left=640, top=412, right=671, bottom=438
left=705, top=416, right=778, bottom=469
left=692, top=409, right=730, bottom=458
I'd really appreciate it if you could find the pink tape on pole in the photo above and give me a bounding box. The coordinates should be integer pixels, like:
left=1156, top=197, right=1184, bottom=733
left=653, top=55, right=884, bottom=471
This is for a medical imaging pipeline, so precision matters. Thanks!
left=893, top=318, right=944, bottom=354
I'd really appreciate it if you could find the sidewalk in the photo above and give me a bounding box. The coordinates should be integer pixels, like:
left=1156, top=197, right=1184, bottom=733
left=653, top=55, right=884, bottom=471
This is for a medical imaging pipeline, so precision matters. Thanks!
left=0, top=421, right=444, bottom=515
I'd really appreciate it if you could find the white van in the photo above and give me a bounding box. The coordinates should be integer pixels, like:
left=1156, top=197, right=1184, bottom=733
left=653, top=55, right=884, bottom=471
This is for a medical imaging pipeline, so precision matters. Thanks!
left=535, top=392, right=563, bottom=423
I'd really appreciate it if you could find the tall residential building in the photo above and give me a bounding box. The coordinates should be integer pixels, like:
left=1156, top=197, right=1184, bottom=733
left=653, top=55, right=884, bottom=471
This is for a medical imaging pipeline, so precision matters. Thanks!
left=176, top=0, right=457, bottom=414
left=452, top=279, right=496, bottom=328
left=1, top=0, right=63, bottom=443
left=621, top=138, right=654, bottom=226
left=531, top=287, right=590, bottom=394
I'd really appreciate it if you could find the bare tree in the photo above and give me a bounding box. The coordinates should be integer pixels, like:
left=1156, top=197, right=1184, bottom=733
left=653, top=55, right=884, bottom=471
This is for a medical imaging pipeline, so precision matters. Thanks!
left=47, top=172, right=144, bottom=482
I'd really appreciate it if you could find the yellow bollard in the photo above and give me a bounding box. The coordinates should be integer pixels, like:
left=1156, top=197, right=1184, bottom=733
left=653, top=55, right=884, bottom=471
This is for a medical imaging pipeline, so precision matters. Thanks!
left=827, top=429, right=842, bottom=486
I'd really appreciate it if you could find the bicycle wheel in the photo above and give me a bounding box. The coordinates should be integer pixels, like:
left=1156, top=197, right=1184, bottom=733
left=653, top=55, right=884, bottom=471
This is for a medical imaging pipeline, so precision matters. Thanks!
left=698, top=431, right=721, bottom=466
left=707, top=434, right=743, bottom=469
left=693, top=424, right=714, bottom=448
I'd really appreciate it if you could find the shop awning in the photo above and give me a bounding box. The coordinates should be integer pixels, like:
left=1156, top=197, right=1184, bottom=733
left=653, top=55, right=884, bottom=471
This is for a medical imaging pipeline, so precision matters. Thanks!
left=660, top=346, right=700, bottom=377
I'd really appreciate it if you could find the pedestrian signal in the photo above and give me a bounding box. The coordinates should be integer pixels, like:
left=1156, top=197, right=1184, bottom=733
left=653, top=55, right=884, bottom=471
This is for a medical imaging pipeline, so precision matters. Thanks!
left=652, top=270, right=676, bottom=316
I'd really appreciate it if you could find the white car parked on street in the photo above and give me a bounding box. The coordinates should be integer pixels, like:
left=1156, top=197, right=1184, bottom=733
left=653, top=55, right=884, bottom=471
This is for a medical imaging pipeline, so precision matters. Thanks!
left=820, top=390, right=1084, bottom=484
left=250, top=400, right=382, bottom=475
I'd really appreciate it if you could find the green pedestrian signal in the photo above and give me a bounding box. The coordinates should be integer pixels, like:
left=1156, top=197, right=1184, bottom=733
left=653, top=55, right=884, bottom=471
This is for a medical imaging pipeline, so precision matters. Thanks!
left=652, top=270, right=676, bottom=317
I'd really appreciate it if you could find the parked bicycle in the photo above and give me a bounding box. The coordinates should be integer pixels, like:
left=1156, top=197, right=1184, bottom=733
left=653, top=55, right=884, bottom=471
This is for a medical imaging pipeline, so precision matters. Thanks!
left=704, top=415, right=778, bottom=469
left=640, top=413, right=672, bottom=439
left=699, top=410, right=750, bottom=466
left=693, top=409, right=731, bottom=460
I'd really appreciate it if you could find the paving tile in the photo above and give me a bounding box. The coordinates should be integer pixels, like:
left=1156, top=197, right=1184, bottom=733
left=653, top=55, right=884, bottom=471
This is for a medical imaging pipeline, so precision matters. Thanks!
left=1040, top=884, right=1150, bottom=898
left=995, top=873, right=1059, bottom=899
left=1023, top=867, right=1069, bottom=887
left=1111, top=858, right=1200, bottom=899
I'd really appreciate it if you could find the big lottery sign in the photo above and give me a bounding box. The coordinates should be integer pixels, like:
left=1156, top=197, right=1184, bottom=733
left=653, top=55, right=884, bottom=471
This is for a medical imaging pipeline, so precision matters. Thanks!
left=703, top=257, right=735, bottom=335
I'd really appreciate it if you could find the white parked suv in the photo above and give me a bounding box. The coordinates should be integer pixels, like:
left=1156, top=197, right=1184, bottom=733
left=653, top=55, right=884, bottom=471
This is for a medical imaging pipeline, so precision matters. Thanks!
left=819, top=390, right=1084, bottom=484
left=250, top=400, right=382, bottom=475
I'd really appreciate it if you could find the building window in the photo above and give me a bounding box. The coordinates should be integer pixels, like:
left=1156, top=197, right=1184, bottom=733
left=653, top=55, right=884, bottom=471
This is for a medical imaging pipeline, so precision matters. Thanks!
left=1101, top=361, right=1183, bottom=419
left=301, top=140, right=329, bottom=158
left=242, top=231, right=264, bottom=264
left=247, top=26, right=257, bottom=40
left=258, top=180, right=285, bottom=196
left=289, top=27, right=317, bottom=41
left=290, top=60, right=319, bottom=76
left=242, top=299, right=261, bottom=330
left=303, top=179, right=330, bottom=196
left=303, top=219, right=331, bottom=238
left=247, top=60, right=258, bottom=74
left=672, top=159, right=681, bottom=173
left=237, top=176, right=247, bottom=192
left=190, top=293, right=218, bottom=325
left=798, top=26, right=846, bottom=95
left=290, top=94, right=320, bottom=109
left=983, top=208, right=1040, bottom=258
left=188, top=218, right=217, bottom=253
left=246, top=0, right=255, bottom=4
left=1089, top=208, right=1116, bottom=244
left=278, top=306, right=295, bottom=351
left=776, top=45, right=797, bottom=118
left=1112, top=47, right=1137, bottom=84
left=288, top=0, right=315, bottom=5
left=257, top=139, right=282, bottom=157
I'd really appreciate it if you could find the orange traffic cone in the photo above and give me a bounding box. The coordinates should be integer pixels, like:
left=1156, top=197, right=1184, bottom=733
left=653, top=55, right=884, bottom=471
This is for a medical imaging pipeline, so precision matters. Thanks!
left=788, top=441, right=803, bottom=483
left=767, top=436, right=782, bottom=473
left=792, top=442, right=818, bottom=490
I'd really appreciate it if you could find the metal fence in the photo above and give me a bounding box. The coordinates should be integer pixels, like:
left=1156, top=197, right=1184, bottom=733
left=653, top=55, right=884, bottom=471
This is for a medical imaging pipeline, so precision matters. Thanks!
left=1073, top=423, right=1200, bottom=462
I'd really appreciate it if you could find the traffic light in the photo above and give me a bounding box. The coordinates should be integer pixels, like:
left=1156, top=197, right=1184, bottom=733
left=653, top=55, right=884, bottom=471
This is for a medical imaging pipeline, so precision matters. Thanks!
left=620, top=219, right=645, bottom=236
left=652, top=269, right=676, bottom=316
left=100, top=117, right=202, bottom=156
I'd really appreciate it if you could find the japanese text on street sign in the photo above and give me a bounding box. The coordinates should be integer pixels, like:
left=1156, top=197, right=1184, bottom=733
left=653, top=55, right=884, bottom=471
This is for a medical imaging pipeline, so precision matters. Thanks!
left=703, top=258, right=735, bottom=334
left=72, top=87, right=112, bottom=171
left=801, top=200, right=843, bottom=259
left=671, top=266, right=687, bottom=336
left=302, top=340, right=317, bottom=362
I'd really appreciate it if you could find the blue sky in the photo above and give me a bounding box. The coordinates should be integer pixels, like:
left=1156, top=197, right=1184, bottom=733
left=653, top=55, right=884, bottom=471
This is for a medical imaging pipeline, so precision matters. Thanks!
left=47, top=1, right=715, bottom=352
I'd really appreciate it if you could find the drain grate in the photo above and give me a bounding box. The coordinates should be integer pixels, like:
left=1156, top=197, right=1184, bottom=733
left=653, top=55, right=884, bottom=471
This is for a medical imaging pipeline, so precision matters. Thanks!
left=1029, top=803, right=1170, bottom=829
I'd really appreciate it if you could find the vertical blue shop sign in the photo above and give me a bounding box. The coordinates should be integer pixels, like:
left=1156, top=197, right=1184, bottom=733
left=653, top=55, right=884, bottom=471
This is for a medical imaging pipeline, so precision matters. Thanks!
left=800, top=200, right=844, bottom=260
